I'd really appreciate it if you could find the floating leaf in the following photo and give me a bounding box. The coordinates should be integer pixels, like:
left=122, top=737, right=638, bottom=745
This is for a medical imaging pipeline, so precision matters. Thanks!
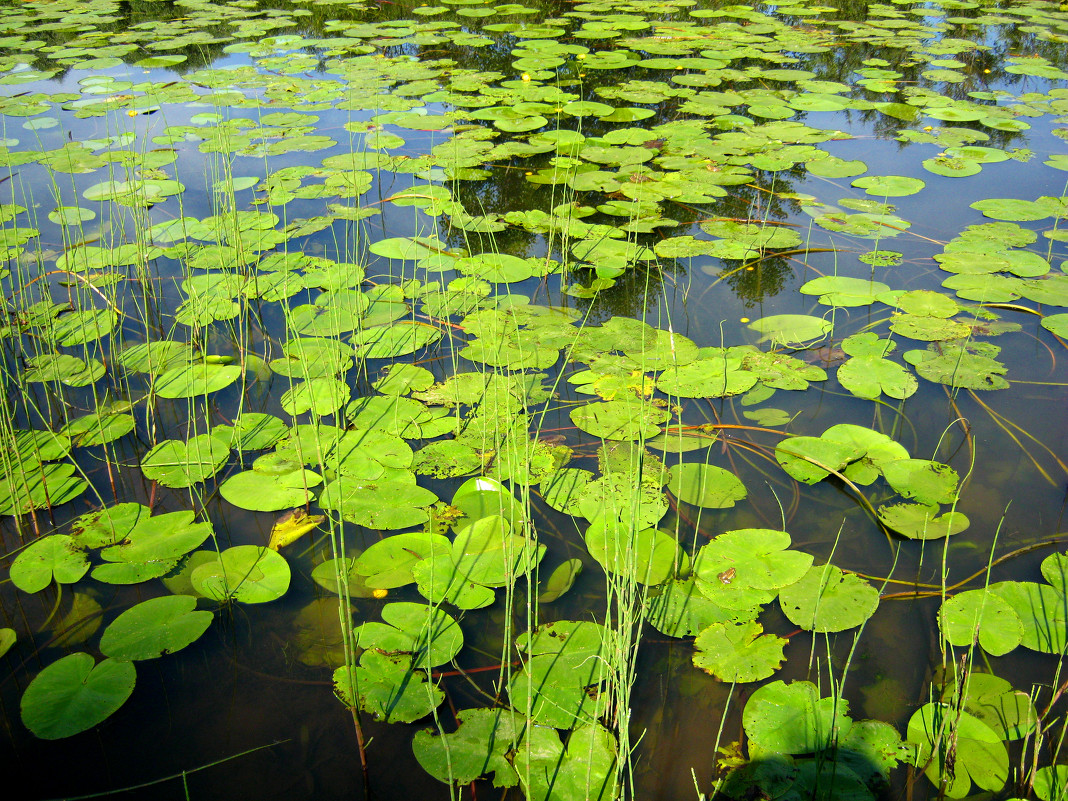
left=354, top=532, right=451, bottom=589
left=585, top=517, right=681, bottom=585
left=907, top=702, right=1008, bottom=797
left=10, top=535, right=89, bottom=593
left=21, top=654, right=136, bottom=740
left=852, top=175, right=925, bottom=197
left=334, top=651, right=443, bottom=724
left=743, top=680, right=852, bottom=755
left=748, top=315, right=832, bottom=347
left=352, top=602, right=462, bottom=670
left=939, top=589, right=1023, bottom=657
left=881, top=459, right=959, bottom=505
left=570, top=399, right=669, bottom=441
left=693, top=529, right=813, bottom=608
left=537, top=559, right=583, bottom=604
left=904, top=345, right=1008, bottom=390
left=413, top=708, right=525, bottom=788
left=775, top=436, right=864, bottom=484
left=990, top=581, right=1067, bottom=654
left=99, top=595, right=212, bottom=661
left=667, top=462, right=746, bottom=508
left=61, top=411, right=135, bottom=447
left=779, top=565, right=879, bottom=633
left=319, top=474, right=438, bottom=530
left=191, top=546, right=291, bottom=604
left=646, top=577, right=754, bottom=638
left=140, top=434, right=229, bottom=488
left=153, top=363, right=241, bottom=398
left=311, top=557, right=375, bottom=599
left=877, top=503, right=970, bottom=540
left=693, top=620, right=786, bottom=682
left=800, top=276, right=890, bottom=308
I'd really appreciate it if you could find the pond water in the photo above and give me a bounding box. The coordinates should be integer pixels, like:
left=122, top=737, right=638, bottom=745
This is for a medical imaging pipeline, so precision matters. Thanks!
left=2, top=0, right=1068, bottom=799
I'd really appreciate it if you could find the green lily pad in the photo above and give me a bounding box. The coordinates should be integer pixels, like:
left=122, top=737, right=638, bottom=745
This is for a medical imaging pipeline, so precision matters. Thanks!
left=646, top=577, right=755, bottom=638
left=667, top=462, right=747, bottom=508
left=693, top=528, right=813, bottom=608
left=219, top=468, right=322, bottom=512
left=881, top=459, right=959, bottom=505
left=743, top=680, right=852, bottom=755
left=877, top=503, right=970, bottom=540
left=413, top=707, right=525, bottom=788
left=20, top=653, right=136, bottom=740
left=585, top=517, right=681, bottom=585
left=537, top=559, right=583, bottom=604
left=191, top=546, right=291, bottom=604
left=1035, top=765, right=1068, bottom=801
left=352, top=602, right=463, bottom=670
left=800, top=276, right=890, bottom=307
left=904, top=345, right=1008, bottom=390
left=749, top=315, right=832, bottom=347
left=10, top=535, right=89, bottom=593
left=334, top=650, right=443, bottom=724
left=939, top=588, right=1024, bottom=656
left=311, top=557, right=375, bottom=599
left=852, top=175, right=925, bottom=197
left=319, top=474, right=438, bottom=530
left=971, top=198, right=1052, bottom=221
left=60, top=411, right=135, bottom=447
left=693, top=620, right=786, bottom=682
left=907, top=702, right=1008, bottom=797
left=779, top=565, right=880, bottom=633
left=354, top=532, right=451, bottom=589
left=140, top=434, right=229, bottom=488
left=570, top=399, right=669, bottom=441
left=656, top=353, right=757, bottom=398
left=1040, top=551, right=1067, bottom=593
left=989, top=581, right=1067, bottom=654
left=153, top=363, right=242, bottom=398
left=99, top=595, right=213, bottom=661
left=508, top=621, right=615, bottom=728
left=775, top=436, right=864, bottom=484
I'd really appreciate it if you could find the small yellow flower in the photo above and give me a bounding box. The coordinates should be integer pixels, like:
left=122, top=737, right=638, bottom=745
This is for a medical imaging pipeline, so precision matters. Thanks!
left=740, top=317, right=750, bottom=323
left=521, top=73, right=531, bottom=81
left=983, top=68, right=991, bottom=74
left=372, top=588, right=388, bottom=599
left=127, top=110, right=138, bottom=117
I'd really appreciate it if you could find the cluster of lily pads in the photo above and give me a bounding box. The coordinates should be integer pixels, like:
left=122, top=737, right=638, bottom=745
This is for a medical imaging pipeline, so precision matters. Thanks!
left=2, top=0, right=1068, bottom=798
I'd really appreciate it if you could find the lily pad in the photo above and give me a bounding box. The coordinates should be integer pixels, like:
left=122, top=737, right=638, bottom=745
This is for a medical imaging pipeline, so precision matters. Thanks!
left=667, top=462, right=747, bottom=508
left=140, top=434, right=229, bottom=488
left=99, top=595, right=213, bottom=661
left=21, top=653, right=136, bottom=740
left=778, top=565, right=880, bottom=633
left=413, top=707, right=525, bottom=788
left=939, top=589, right=1024, bottom=656
left=692, top=620, right=786, bottom=682
left=191, top=546, right=291, bottom=604
left=10, top=535, right=90, bottom=593
left=352, top=602, right=463, bottom=670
